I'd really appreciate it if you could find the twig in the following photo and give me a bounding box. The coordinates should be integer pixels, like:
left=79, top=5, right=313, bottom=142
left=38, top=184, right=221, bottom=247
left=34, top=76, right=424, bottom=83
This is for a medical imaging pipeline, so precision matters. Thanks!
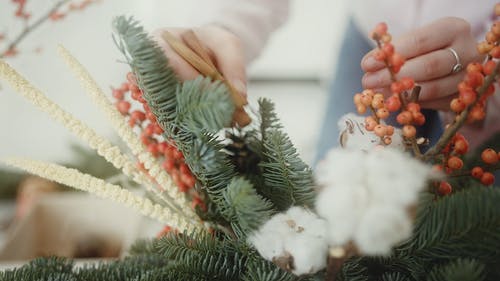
left=0, top=0, right=69, bottom=58
left=423, top=62, right=500, bottom=160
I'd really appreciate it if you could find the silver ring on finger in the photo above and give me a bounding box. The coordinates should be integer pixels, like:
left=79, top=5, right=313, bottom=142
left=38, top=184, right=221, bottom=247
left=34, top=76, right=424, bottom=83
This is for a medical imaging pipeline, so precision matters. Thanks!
left=447, top=47, right=463, bottom=74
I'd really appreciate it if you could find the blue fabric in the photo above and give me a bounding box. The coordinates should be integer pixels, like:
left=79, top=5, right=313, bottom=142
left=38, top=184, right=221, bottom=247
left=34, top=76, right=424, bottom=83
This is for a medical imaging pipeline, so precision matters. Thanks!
left=313, top=18, right=443, bottom=164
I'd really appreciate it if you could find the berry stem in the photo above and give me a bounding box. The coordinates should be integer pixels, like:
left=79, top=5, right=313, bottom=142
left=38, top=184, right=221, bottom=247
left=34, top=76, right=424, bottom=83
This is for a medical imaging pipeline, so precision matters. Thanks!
left=0, top=0, right=69, bottom=58
left=423, top=61, right=500, bottom=160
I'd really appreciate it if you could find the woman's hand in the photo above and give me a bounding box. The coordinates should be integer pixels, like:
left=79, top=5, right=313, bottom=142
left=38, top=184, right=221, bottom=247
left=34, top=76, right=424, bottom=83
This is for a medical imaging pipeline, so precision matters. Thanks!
left=361, top=17, right=483, bottom=111
left=153, top=25, right=247, bottom=97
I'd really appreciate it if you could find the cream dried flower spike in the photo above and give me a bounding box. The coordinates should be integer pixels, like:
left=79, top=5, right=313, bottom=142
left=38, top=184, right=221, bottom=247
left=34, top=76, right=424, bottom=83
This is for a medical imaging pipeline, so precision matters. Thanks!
left=0, top=46, right=203, bottom=233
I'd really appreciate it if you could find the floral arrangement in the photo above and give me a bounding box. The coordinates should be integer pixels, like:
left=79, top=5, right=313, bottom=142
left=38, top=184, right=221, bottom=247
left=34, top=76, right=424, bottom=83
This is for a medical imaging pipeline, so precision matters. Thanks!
left=0, top=3, right=500, bottom=281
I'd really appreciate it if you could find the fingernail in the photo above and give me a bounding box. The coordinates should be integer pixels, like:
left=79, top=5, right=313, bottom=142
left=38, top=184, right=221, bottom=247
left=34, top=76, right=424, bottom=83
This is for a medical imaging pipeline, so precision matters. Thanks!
left=232, top=79, right=247, bottom=97
left=362, top=56, right=377, bottom=69
left=362, top=73, right=378, bottom=88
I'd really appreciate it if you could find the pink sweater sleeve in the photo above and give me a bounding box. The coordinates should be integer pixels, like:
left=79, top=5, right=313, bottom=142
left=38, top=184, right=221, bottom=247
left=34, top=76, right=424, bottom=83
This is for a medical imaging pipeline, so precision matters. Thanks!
left=191, top=0, right=290, bottom=63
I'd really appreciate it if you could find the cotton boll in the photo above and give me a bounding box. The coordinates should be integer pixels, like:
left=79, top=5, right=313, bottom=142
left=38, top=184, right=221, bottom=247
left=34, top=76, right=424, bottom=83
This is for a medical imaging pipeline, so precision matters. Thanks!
left=364, top=148, right=432, bottom=206
left=316, top=148, right=366, bottom=187
left=248, top=207, right=329, bottom=275
left=286, top=207, right=328, bottom=238
left=353, top=206, right=412, bottom=255
left=316, top=184, right=369, bottom=245
left=285, top=234, right=328, bottom=275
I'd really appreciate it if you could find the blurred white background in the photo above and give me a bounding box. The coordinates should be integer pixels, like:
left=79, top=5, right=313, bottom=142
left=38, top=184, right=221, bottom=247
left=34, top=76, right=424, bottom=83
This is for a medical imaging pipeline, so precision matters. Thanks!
left=0, top=0, right=348, bottom=165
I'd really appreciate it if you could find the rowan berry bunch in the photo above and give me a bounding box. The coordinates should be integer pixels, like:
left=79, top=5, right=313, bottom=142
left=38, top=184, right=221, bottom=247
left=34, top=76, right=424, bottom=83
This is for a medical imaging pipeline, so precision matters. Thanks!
left=354, top=22, right=424, bottom=149
left=361, top=9, right=500, bottom=196
left=111, top=72, right=206, bottom=212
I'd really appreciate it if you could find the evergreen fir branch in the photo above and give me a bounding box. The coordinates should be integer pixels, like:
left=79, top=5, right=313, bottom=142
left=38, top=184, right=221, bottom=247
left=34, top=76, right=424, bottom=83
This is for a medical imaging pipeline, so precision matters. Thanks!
left=242, top=257, right=300, bottom=281
left=397, top=188, right=500, bottom=262
left=184, top=133, right=238, bottom=215
left=380, top=272, right=412, bottom=281
left=258, top=98, right=282, bottom=142
left=167, top=251, right=245, bottom=280
left=112, top=16, right=179, bottom=137
left=221, top=177, right=275, bottom=238
left=154, top=231, right=245, bottom=280
left=426, top=259, right=485, bottom=281
left=260, top=129, right=315, bottom=210
left=76, top=255, right=168, bottom=281
left=0, top=257, right=74, bottom=281
left=175, top=77, right=235, bottom=134
left=337, top=257, right=369, bottom=281
left=129, top=238, right=157, bottom=256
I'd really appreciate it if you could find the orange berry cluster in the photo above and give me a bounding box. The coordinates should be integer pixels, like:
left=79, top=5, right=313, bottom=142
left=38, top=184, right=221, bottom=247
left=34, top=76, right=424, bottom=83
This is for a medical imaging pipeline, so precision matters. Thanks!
left=356, top=23, right=425, bottom=143
left=434, top=133, right=470, bottom=195
left=112, top=72, right=206, bottom=212
left=470, top=148, right=500, bottom=186
left=449, top=63, right=496, bottom=123
left=353, top=90, right=395, bottom=144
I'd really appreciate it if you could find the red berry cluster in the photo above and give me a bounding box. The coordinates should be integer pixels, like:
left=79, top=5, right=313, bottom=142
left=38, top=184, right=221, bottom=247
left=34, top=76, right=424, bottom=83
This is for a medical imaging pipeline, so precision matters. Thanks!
left=353, top=90, right=395, bottom=145
left=357, top=23, right=425, bottom=145
left=112, top=72, right=206, bottom=212
left=470, top=148, right=500, bottom=186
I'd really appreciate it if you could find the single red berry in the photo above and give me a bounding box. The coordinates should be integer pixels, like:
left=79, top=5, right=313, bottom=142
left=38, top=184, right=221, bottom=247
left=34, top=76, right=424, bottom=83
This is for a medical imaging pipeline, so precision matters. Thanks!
left=438, top=181, right=452, bottom=196
left=390, top=81, right=404, bottom=94
left=450, top=98, right=466, bottom=113
left=373, top=124, right=387, bottom=137
left=385, top=95, right=401, bottom=112
left=453, top=138, right=469, bottom=154
left=390, top=53, right=405, bottom=69
left=490, top=46, right=500, bottom=58
left=376, top=108, right=390, bottom=119
left=396, top=111, right=413, bottom=125
left=400, top=77, right=415, bottom=90
left=412, top=112, right=426, bottom=126
left=112, top=88, right=125, bottom=100
left=471, top=166, right=484, bottom=179
left=481, top=148, right=499, bottom=165
left=464, top=71, right=484, bottom=88
left=467, top=62, right=483, bottom=73
left=116, top=100, right=131, bottom=115
left=130, top=110, right=146, bottom=122
left=402, top=125, right=416, bottom=138
left=374, top=22, right=388, bottom=36
left=157, top=142, right=168, bottom=153
left=153, top=123, right=164, bottom=135
left=360, top=93, right=373, bottom=106
left=492, top=21, right=500, bottom=36
left=353, top=93, right=363, bottom=105
left=458, top=89, right=477, bottom=106
left=131, top=89, right=143, bottom=101
left=481, top=172, right=495, bottom=185
left=406, top=102, right=421, bottom=113
left=469, top=105, right=486, bottom=121
left=173, top=148, right=184, bottom=160
left=146, top=111, right=157, bottom=123
left=447, top=156, right=464, bottom=170
left=483, top=60, right=497, bottom=75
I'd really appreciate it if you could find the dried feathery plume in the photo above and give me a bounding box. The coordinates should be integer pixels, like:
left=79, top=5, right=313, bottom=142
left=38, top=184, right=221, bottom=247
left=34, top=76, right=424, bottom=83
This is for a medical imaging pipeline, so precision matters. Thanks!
left=57, top=46, right=196, bottom=219
left=4, top=158, right=201, bottom=232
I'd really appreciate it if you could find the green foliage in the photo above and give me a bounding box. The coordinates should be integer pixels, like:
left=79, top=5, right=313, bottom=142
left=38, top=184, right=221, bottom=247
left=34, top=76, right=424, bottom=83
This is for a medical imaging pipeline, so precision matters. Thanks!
left=426, top=259, right=485, bottom=281
left=242, top=257, right=299, bottom=281
left=175, top=77, right=234, bottom=134
left=113, top=16, right=179, bottom=137
left=221, top=177, right=274, bottom=238
left=260, top=129, right=315, bottom=210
